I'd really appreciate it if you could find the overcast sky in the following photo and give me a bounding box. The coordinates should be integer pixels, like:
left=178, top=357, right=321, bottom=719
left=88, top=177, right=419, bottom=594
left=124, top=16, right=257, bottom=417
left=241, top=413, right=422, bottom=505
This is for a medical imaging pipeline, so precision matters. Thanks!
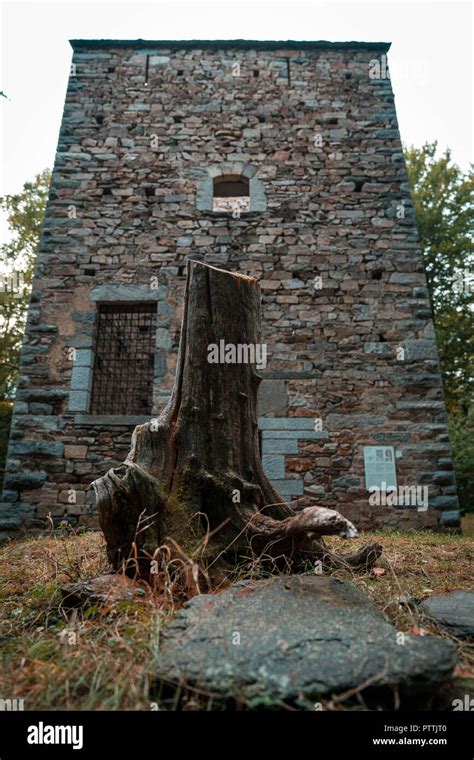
left=0, top=0, right=472, bottom=216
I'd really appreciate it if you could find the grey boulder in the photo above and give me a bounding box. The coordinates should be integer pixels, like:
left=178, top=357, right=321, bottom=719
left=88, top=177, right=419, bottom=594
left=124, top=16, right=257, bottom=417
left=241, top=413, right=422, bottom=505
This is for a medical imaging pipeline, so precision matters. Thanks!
left=421, top=589, right=474, bottom=639
left=156, top=576, right=457, bottom=703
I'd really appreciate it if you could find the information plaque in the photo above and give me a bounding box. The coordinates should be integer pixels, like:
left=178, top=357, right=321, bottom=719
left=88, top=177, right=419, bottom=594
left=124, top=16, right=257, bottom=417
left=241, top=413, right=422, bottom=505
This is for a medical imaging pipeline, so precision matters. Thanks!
left=364, top=446, right=397, bottom=490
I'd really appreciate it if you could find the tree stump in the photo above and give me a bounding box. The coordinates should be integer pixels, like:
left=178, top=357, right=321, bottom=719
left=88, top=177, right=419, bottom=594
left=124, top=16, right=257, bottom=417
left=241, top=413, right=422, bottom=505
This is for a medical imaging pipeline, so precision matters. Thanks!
left=92, top=261, right=381, bottom=578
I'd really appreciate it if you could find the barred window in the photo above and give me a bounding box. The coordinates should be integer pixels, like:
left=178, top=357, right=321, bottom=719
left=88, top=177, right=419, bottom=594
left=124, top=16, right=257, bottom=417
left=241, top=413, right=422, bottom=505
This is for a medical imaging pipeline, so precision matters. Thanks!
left=90, top=303, right=156, bottom=415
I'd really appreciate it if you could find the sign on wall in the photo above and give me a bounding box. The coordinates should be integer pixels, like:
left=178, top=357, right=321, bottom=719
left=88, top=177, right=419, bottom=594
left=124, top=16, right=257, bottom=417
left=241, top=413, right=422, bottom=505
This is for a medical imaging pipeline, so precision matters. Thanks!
left=363, top=446, right=397, bottom=490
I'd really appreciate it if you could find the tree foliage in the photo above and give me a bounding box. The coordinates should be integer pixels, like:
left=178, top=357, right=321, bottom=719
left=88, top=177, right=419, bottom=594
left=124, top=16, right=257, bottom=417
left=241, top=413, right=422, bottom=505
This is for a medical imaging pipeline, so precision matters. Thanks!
left=0, top=170, right=51, bottom=481
left=405, top=143, right=473, bottom=512
left=404, top=142, right=474, bottom=414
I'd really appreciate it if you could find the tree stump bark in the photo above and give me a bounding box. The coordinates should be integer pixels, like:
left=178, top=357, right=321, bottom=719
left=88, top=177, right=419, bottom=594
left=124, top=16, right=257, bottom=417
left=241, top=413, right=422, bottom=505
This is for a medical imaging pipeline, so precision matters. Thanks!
left=93, top=261, right=381, bottom=578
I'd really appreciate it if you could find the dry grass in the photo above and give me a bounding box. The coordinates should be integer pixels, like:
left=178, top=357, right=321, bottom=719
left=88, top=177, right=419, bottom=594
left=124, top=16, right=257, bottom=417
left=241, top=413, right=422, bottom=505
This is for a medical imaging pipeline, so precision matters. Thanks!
left=0, top=530, right=163, bottom=710
left=0, top=526, right=472, bottom=710
left=462, top=512, right=474, bottom=537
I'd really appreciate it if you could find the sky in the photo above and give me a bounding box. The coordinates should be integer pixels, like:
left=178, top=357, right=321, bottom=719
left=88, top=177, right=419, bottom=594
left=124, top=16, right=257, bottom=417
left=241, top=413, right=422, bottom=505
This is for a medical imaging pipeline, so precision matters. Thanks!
left=0, top=0, right=472, bottom=228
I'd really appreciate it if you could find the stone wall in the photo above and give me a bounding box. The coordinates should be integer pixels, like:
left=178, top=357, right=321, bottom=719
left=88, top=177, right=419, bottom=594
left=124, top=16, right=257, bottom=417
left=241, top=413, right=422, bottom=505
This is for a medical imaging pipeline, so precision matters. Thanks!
left=0, top=40, right=460, bottom=539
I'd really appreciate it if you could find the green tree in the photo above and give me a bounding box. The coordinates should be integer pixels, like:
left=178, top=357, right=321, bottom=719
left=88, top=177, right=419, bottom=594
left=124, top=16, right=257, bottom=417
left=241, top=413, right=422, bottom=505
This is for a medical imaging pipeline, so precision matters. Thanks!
left=404, top=143, right=473, bottom=512
left=0, top=170, right=51, bottom=482
left=448, top=412, right=474, bottom=516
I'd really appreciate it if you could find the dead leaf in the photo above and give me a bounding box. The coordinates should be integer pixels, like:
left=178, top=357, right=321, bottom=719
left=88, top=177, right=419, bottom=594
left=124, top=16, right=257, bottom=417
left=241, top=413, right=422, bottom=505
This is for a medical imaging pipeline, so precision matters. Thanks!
left=454, top=665, right=473, bottom=678
left=407, top=626, right=428, bottom=636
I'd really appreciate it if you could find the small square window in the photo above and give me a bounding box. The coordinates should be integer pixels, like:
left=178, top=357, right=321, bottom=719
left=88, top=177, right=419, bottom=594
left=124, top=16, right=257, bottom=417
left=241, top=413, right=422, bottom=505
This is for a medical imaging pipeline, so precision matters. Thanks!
left=212, top=175, right=250, bottom=213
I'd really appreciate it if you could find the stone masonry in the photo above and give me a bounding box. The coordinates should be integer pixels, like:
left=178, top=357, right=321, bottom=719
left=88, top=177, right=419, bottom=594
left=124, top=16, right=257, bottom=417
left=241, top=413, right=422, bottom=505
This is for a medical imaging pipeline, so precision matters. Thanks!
left=0, top=39, right=460, bottom=538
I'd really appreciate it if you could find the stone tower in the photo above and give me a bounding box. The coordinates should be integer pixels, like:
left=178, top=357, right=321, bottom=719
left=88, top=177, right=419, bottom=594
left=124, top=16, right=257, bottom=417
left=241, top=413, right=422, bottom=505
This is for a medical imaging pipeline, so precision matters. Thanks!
left=0, top=39, right=460, bottom=540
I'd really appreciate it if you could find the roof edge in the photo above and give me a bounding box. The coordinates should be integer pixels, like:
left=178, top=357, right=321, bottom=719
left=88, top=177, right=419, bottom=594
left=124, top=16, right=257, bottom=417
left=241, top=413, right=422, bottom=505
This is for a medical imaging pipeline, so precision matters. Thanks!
left=69, top=38, right=391, bottom=53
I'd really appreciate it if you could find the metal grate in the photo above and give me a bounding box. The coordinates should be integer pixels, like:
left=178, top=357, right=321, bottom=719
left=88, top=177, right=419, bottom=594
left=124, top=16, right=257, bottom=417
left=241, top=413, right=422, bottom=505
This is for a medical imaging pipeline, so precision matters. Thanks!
left=90, top=303, right=156, bottom=415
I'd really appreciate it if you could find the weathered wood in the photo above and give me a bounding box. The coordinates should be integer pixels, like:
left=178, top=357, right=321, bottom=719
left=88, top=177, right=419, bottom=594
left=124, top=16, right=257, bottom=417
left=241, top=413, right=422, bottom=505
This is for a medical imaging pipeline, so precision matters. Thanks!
left=93, top=260, right=381, bottom=577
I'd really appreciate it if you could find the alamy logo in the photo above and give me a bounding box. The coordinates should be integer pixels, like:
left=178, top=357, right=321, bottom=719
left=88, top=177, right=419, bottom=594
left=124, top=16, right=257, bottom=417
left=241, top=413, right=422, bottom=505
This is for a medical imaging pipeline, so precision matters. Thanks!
left=453, top=268, right=473, bottom=293
left=369, top=55, right=390, bottom=80
left=0, top=698, right=24, bottom=710
left=452, top=695, right=474, bottom=711
left=207, top=340, right=267, bottom=370
left=368, top=482, right=428, bottom=512
left=27, top=722, right=83, bottom=750
left=0, top=272, right=25, bottom=297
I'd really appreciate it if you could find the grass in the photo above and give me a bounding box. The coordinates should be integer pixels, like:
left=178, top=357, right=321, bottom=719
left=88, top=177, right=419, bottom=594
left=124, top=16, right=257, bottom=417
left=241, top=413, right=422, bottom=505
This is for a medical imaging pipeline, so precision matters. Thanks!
left=461, top=511, right=474, bottom=537
left=0, top=525, right=472, bottom=711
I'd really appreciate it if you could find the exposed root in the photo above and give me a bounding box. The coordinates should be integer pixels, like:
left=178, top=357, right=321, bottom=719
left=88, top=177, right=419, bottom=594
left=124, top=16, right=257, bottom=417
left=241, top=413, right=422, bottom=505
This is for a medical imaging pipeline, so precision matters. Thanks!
left=241, top=505, right=358, bottom=540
